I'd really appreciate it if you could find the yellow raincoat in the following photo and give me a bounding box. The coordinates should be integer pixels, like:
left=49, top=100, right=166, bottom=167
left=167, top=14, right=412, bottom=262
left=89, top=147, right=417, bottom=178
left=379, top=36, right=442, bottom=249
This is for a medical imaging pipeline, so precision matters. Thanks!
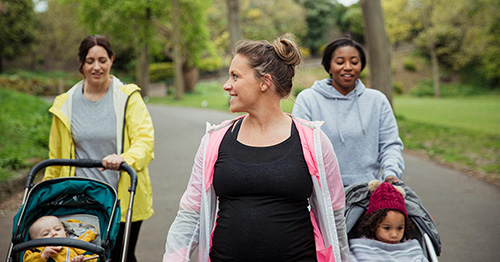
left=44, top=76, right=154, bottom=222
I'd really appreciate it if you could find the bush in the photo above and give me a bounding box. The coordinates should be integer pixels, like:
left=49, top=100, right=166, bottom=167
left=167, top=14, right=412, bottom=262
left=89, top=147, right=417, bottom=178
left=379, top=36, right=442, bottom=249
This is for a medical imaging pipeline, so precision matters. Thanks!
left=393, top=81, right=404, bottom=94
left=198, top=56, right=223, bottom=73
left=150, top=57, right=224, bottom=82
left=149, top=62, right=174, bottom=83
left=403, top=57, right=417, bottom=71
left=0, top=70, right=80, bottom=96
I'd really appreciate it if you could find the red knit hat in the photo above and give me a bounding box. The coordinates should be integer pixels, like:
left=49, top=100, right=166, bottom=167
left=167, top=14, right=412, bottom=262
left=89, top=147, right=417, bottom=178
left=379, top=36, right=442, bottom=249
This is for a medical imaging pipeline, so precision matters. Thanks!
left=366, top=182, right=408, bottom=218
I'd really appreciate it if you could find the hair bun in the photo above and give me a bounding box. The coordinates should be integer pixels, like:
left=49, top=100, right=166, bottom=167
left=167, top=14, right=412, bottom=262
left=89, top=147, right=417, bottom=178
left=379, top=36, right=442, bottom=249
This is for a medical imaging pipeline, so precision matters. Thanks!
left=272, top=33, right=302, bottom=67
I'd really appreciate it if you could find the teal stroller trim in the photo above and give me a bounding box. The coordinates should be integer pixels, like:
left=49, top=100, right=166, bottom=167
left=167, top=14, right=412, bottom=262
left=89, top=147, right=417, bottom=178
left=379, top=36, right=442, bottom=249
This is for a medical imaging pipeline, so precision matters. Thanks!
left=6, top=159, right=138, bottom=262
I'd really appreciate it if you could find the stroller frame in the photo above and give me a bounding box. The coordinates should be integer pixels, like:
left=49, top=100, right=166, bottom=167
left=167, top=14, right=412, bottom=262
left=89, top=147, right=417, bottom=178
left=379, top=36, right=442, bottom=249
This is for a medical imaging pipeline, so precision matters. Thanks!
left=6, top=159, right=138, bottom=262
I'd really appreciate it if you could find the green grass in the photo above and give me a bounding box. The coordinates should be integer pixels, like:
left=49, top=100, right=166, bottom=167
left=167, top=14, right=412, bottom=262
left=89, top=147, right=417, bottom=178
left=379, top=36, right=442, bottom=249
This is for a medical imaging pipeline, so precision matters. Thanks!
left=0, top=88, right=52, bottom=182
left=148, top=81, right=231, bottom=111
left=148, top=80, right=298, bottom=114
left=394, top=95, right=500, bottom=136
left=394, top=94, right=500, bottom=179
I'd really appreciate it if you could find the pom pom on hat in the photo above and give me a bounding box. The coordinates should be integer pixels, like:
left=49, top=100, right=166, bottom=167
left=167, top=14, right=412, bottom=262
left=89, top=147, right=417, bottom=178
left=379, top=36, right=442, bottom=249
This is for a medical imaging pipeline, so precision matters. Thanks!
left=366, top=181, right=408, bottom=218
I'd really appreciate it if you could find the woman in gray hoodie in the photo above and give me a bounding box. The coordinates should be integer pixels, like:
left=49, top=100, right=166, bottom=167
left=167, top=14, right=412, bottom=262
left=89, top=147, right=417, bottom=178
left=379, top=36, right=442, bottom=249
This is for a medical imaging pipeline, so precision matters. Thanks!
left=292, top=38, right=404, bottom=186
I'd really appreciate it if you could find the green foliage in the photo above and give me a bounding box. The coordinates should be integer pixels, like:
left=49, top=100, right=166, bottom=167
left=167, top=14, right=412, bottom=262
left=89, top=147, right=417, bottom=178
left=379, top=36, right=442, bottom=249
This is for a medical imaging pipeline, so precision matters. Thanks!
left=177, top=0, right=217, bottom=68
left=204, top=0, right=231, bottom=56
left=149, top=63, right=174, bottom=83
left=0, top=0, right=37, bottom=70
left=0, top=88, right=51, bottom=182
left=241, top=0, right=307, bottom=42
left=0, top=70, right=80, bottom=96
left=297, top=0, right=337, bottom=56
left=339, top=3, right=364, bottom=43
left=402, top=57, right=417, bottom=71
left=30, top=0, right=87, bottom=71
left=383, top=0, right=500, bottom=86
left=198, top=56, right=223, bottom=73
left=150, top=56, right=223, bottom=83
left=67, top=0, right=165, bottom=44
left=382, top=0, right=421, bottom=45
left=409, top=80, right=490, bottom=97
left=392, top=81, right=404, bottom=94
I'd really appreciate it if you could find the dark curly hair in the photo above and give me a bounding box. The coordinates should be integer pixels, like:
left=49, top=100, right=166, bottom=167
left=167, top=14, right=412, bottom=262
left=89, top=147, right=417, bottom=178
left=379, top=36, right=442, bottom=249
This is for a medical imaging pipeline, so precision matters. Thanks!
left=357, top=208, right=414, bottom=242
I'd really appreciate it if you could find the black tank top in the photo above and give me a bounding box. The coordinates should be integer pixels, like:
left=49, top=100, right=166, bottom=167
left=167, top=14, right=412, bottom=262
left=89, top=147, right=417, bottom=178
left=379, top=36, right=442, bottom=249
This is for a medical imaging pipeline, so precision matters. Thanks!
left=210, top=118, right=317, bottom=262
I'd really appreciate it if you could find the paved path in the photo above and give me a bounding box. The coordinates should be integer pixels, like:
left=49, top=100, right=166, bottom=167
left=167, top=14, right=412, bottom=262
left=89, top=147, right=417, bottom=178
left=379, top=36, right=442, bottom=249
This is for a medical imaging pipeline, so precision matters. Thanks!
left=2, top=105, right=500, bottom=261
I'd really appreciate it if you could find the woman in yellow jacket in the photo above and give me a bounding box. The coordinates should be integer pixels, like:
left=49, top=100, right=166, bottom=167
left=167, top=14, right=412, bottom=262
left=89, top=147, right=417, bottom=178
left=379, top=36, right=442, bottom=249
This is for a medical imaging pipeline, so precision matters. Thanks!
left=43, top=35, right=154, bottom=262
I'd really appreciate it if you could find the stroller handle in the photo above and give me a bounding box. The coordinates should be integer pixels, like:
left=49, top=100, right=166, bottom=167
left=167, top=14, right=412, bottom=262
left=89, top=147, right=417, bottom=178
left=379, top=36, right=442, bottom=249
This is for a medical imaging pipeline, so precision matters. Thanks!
left=26, top=159, right=138, bottom=193
left=11, top=238, right=105, bottom=257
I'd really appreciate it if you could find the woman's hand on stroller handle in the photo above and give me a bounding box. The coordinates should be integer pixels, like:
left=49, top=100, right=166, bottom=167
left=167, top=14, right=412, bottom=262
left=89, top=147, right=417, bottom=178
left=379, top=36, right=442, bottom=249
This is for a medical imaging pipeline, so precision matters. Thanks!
left=100, top=154, right=126, bottom=171
left=385, top=175, right=401, bottom=184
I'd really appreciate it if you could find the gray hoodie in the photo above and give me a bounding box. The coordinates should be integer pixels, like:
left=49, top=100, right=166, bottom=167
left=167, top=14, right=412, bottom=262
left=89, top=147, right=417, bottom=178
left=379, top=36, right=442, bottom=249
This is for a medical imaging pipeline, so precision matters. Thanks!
left=292, top=78, right=404, bottom=186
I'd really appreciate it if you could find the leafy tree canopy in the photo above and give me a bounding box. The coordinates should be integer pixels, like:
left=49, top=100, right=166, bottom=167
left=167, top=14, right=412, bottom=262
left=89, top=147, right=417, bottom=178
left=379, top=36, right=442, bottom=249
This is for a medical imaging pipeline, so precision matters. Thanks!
left=0, top=0, right=36, bottom=71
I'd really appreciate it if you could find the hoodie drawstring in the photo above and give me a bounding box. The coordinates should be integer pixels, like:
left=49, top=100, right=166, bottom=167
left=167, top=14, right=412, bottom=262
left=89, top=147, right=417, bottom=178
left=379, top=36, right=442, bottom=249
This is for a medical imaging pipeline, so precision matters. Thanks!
left=335, top=98, right=346, bottom=146
left=354, top=89, right=366, bottom=135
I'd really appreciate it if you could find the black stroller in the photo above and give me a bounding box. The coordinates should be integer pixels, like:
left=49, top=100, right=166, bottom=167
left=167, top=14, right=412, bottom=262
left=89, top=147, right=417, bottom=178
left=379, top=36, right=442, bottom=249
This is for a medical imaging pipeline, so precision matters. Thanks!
left=6, top=159, right=138, bottom=262
left=344, top=181, right=441, bottom=262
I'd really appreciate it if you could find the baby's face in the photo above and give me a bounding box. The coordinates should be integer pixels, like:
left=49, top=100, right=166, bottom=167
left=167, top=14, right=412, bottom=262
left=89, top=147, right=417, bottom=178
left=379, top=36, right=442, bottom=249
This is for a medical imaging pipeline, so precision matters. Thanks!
left=375, top=210, right=405, bottom=244
left=30, top=216, right=67, bottom=239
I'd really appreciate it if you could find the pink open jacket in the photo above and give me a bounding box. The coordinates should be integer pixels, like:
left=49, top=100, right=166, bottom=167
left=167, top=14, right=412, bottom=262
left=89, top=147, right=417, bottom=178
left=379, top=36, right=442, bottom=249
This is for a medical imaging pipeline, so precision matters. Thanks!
left=164, top=115, right=349, bottom=261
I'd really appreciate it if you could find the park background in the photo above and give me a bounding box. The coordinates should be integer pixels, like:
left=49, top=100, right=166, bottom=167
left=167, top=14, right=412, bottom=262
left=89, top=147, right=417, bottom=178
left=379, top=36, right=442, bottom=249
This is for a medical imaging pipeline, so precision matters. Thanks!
left=0, top=0, right=499, bottom=208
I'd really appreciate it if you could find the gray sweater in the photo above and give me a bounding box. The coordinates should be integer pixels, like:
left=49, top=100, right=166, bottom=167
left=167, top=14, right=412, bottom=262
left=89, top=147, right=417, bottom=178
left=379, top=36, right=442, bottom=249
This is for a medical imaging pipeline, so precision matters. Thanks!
left=292, top=79, right=404, bottom=186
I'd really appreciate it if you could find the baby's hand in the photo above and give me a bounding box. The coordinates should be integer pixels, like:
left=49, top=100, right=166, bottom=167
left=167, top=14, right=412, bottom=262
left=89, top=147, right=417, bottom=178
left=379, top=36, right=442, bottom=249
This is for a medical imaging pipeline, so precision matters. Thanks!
left=71, top=255, right=85, bottom=262
left=41, top=246, right=62, bottom=260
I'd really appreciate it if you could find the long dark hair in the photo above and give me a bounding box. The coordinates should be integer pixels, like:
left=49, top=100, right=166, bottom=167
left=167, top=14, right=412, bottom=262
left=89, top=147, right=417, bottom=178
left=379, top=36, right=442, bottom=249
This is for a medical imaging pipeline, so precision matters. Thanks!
left=77, top=35, right=114, bottom=74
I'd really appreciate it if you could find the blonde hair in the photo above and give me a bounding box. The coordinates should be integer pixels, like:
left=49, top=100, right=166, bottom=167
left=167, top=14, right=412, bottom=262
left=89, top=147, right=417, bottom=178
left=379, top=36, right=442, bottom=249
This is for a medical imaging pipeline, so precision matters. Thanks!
left=235, top=33, right=302, bottom=98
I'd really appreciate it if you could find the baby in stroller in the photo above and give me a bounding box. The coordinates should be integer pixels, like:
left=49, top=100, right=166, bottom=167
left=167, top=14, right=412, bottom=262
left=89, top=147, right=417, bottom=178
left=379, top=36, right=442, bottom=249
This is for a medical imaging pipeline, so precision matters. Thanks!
left=348, top=181, right=432, bottom=262
left=23, top=216, right=98, bottom=262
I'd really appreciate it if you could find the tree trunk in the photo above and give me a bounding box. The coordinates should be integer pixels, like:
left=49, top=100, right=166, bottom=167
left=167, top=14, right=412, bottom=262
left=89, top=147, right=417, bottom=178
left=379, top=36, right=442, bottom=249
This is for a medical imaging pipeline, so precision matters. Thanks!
left=172, top=0, right=184, bottom=100
left=135, top=43, right=150, bottom=97
left=182, top=64, right=199, bottom=93
left=360, top=0, right=393, bottom=105
left=134, top=6, right=151, bottom=97
left=430, top=45, right=440, bottom=97
left=422, top=0, right=440, bottom=97
left=226, top=0, right=242, bottom=54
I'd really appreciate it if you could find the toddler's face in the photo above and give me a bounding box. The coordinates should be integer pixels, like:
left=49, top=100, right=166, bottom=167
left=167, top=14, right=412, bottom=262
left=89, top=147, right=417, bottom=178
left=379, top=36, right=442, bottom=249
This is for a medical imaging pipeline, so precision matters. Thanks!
left=375, top=210, right=405, bottom=244
left=30, top=216, right=67, bottom=239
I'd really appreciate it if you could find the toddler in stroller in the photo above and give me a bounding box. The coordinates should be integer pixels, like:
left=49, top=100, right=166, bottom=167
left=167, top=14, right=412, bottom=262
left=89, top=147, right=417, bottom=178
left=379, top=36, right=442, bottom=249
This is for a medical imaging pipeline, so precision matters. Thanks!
left=345, top=180, right=441, bottom=262
left=24, top=216, right=97, bottom=262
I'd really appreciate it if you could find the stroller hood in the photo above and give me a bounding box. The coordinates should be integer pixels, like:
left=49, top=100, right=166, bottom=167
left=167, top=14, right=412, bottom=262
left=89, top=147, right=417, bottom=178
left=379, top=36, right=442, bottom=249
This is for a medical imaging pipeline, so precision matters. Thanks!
left=12, top=177, right=121, bottom=249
